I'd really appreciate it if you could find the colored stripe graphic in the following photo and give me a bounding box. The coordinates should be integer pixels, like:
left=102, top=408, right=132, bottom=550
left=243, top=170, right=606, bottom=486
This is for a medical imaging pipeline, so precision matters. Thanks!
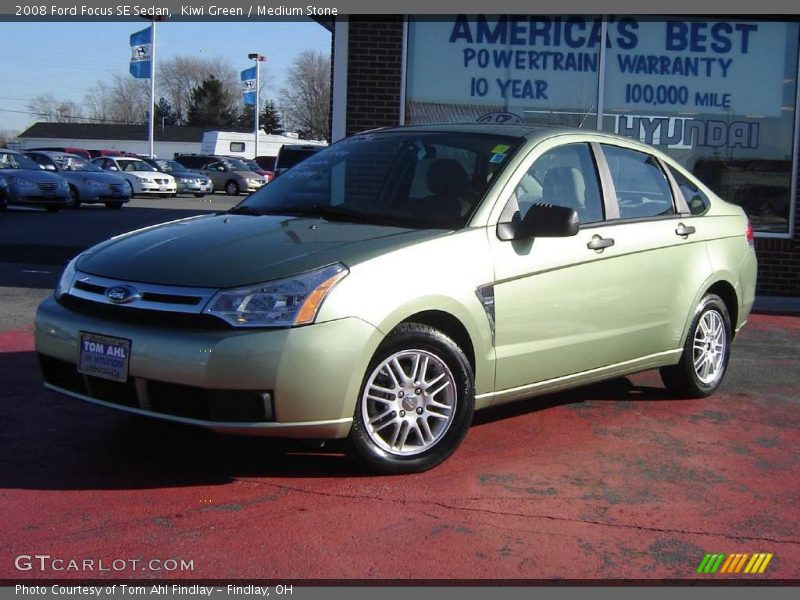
left=698, top=552, right=774, bottom=574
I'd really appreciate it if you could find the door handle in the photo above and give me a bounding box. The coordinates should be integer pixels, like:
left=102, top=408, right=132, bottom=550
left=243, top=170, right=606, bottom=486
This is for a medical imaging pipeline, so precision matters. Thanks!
left=587, top=235, right=615, bottom=251
left=676, top=223, right=696, bottom=237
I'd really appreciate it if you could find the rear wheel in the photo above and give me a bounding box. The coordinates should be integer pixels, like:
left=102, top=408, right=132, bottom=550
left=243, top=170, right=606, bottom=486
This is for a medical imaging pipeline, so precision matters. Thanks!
left=225, top=180, right=240, bottom=196
left=68, top=186, right=81, bottom=209
left=349, top=323, right=475, bottom=474
left=660, top=293, right=732, bottom=398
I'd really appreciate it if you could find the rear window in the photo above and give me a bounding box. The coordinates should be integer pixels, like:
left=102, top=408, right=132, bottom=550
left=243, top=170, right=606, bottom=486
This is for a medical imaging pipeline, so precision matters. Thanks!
left=278, top=148, right=321, bottom=170
left=668, top=166, right=711, bottom=216
left=602, top=145, right=676, bottom=220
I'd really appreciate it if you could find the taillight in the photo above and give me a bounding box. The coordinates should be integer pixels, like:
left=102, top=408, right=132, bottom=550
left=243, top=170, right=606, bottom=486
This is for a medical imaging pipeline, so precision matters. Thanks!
left=745, top=221, right=754, bottom=245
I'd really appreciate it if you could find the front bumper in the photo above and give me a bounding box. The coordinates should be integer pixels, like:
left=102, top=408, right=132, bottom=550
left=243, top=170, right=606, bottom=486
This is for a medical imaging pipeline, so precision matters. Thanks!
left=35, top=296, right=382, bottom=438
left=136, top=181, right=177, bottom=195
left=176, top=181, right=213, bottom=194
left=9, top=188, right=69, bottom=206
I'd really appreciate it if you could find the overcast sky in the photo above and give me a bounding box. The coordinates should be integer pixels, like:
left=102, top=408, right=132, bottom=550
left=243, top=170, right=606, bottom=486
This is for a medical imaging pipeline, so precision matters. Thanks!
left=0, top=20, right=331, bottom=134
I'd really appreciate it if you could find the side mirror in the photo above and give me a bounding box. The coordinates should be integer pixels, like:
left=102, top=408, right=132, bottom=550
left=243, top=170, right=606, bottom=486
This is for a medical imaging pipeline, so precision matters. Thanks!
left=46, top=164, right=57, bottom=171
left=108, top=166, right=118, bottom=171
left=497, top=203, right=580, bottom=241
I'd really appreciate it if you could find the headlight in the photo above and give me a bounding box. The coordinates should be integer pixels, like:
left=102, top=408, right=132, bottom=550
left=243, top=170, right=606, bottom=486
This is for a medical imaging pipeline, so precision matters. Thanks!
left=135, top=176, right=149, bottom=183
left=204, top=263, right=348, bottom=328
left=84, top=178, right=104, bottom=187
left=55, top=256, right=79, bottom=300
left=12, top=177, right=35, bottom=186
left=177, top=177, right=190, bottom=183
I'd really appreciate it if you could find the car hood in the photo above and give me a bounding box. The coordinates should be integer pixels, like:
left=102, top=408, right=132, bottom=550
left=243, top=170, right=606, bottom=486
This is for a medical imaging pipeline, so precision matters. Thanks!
left=0, top=168, right=64, bottom=183
left=62, top=171, right=126, bottom=184
left=76, top=213, right=449, bottom=288
left=130, top=170, right=172, bottom=178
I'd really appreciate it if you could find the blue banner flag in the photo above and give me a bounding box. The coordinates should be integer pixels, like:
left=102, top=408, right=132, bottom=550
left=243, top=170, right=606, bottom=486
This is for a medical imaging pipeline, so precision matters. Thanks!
left=241, top=66, right=257, bottom=106
left=130, top=27, right=152, bottom=79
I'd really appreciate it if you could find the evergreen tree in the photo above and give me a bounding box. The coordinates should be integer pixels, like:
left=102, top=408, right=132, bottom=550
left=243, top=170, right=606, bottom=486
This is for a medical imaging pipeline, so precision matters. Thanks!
left=185, top=76, right=238, bottom=128
left=154, top=97, right=178, bottom=126
left=261, top=100, right=283, bottom=134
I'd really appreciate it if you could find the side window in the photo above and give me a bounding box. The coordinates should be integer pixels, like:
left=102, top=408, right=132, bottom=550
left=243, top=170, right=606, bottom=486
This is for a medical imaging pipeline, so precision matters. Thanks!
left=229, top=142, right=245, bottom=153
left=668, top=166, right=711, bottom=216
left=602, top=145, right=675, bottom=220
left=512, top=143, right=604, bottom=224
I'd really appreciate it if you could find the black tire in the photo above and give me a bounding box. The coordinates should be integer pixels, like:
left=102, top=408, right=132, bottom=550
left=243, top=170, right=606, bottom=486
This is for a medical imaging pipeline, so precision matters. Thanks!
left=104, top=202, right=123, bottom=210
left=68, top=186, right=81, bottom=209
left=349, top=323, right=475, bottom=474
left=660, top=293, right=732, bottom=398
left=194, top=193, right=205, bottom=198
left=0, top=196, right=6, bottom=211
left=45, top=206, right=61, bottom=213
left=224, top=180, right=240, bottom=196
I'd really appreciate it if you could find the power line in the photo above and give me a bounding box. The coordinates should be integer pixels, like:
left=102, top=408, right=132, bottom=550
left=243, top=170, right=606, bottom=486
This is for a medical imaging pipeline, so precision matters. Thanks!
left=0, top=107, right=145, bottom=125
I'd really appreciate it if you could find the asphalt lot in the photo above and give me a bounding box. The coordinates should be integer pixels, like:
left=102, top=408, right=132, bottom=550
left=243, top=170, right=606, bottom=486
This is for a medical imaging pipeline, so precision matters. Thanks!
left=0, top=197, right=798, bottom=581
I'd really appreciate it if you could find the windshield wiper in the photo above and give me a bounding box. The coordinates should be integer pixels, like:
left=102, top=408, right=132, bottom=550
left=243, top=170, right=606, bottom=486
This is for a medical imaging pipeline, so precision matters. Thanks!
left=277, top=205, right=401, bottom=226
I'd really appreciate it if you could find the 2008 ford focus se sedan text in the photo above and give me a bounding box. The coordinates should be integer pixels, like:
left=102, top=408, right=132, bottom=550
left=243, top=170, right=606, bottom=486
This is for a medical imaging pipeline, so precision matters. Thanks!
left=35, top=125, right=757, bottom=473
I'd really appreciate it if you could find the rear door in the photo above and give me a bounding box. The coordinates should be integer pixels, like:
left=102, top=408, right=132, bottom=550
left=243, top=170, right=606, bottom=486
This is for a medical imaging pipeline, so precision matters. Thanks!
left=594, top=142, right=712, bottom=357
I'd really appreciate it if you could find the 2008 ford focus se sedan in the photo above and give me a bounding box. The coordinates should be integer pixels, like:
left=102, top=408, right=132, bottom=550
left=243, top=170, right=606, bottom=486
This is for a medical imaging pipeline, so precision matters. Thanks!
left=36, top=124, right=757, bottom=473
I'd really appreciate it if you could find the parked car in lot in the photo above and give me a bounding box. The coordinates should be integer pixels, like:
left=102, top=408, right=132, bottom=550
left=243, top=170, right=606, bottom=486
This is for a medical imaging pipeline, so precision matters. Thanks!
left=223, top=156, right=273, bottom=182
left=254, top=155, right=276, bottom=182
left=28, top=146, right=92, bottom=161
left=25, top=151, right=131, bottom=210
left=173, top=154, right=266, bottom=195
left=140, top=157, right=213, bottom=197
left=36, top=125, right=757, bottom=473
left=272, top=144, right=324, bottom=178
left=91, top=156, right=176, bottom=197
left=0, top=148, right=69, bottom=212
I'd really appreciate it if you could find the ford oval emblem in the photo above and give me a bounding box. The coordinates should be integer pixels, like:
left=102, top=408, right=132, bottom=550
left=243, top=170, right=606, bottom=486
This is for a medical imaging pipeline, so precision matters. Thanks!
left=105, top=285, right=137, bottom=304
left=476, top=112, right=524, bottom=124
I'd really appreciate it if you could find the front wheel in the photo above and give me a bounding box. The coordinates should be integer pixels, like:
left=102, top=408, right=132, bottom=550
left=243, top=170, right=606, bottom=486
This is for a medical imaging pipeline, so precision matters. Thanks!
left=68, top=186, right=81, bottom=209
left=125, top=180, right=135, bottom=198
left=349, top=323, right=475, bottom=474
left=660, top=293, right=732, bottom=398
left=224, top=180, right=240, bottom=196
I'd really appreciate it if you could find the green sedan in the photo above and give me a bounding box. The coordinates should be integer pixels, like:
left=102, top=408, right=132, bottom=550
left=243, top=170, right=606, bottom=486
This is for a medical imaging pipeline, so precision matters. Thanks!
left=35, top=124, right=757, bottom=473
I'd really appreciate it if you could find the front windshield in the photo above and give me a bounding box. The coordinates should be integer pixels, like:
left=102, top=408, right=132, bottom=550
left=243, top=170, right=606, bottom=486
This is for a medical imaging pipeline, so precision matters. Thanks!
left=0, top=152, right=41, bottom=170
left=221, top=158, right=251, bottom=171
left=117, top=159, right=156, bottom=172
left=235, top=131, right=522, bottom=230
left=154, top=159, right=188, bottom=173
left=53, top=155, right=101, bottom=172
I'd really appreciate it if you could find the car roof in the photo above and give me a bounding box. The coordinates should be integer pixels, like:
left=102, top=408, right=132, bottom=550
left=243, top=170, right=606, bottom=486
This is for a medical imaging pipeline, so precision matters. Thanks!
left=26, top=150, right=83, bottom=159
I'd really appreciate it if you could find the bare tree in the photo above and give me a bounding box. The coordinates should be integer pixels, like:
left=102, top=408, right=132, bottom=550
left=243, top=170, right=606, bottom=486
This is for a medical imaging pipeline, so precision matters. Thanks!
left=157, top=55, right=268, bottom=124
left=83, top=76, right=149, bottom=124
left=27, top=94, right=84, bottom=122
left=279, top=50, right=330, bottom=140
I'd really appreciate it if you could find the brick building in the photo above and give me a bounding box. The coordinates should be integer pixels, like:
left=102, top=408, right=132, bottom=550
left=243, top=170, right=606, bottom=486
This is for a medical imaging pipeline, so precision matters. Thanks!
left=329, top=15, right=800, bottom=296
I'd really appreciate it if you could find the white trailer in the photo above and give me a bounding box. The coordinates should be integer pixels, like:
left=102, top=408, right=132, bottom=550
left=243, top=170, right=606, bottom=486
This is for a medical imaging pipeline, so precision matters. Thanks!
left=199, top=131, right=326, bottom=160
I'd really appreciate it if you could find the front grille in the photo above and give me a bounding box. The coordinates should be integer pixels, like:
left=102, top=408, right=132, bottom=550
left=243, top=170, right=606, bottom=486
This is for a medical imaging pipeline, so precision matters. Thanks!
left=40, top=355, right=274, bottom=423
left=58, top=295, right=228, bottom=329
left=153, top=178, right=169, bottom=185
left=68, top=272, right=216, bottom=314
left=37, top=182, right=57, bottom=192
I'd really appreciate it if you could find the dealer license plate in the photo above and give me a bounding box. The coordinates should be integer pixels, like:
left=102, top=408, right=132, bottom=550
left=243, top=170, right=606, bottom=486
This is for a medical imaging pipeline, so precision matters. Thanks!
left=78, top=332, right=131, bottom=383
left=159, top=185, right=168, bottom=191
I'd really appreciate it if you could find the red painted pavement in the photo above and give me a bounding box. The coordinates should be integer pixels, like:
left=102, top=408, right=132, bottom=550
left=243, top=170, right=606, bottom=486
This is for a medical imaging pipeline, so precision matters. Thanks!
left=1, top=315, right=798, bottom=581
